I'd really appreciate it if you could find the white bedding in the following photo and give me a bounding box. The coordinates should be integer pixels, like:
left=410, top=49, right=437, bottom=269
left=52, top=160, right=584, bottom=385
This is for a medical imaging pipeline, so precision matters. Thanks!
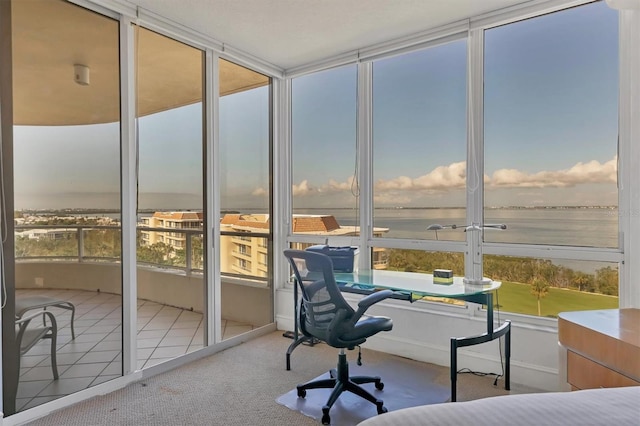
left=358, top=386, right=640, bottom=426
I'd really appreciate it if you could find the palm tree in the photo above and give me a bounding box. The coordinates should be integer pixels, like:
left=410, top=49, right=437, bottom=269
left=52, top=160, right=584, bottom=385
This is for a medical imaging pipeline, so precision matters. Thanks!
left=572, top=271, right=595, bottom=292
left=531, top=276, right=550, bottom=316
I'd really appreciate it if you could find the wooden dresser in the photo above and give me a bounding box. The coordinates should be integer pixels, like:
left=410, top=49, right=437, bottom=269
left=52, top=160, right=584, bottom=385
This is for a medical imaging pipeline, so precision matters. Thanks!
left=558, top=308, right=640, bottom=390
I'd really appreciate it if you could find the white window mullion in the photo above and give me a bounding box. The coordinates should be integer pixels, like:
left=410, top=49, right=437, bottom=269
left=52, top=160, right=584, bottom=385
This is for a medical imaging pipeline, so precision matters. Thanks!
left=357, top=61, right=373, bottom=269
left=273, top=77, right=290, bottom=289
left=619, top=8, right=640, bottom=308
left=208, top=51, right=221, bottom=344
left=120, top=16, right=137, bottom=375
left=466, top=28, right=485, bottom=282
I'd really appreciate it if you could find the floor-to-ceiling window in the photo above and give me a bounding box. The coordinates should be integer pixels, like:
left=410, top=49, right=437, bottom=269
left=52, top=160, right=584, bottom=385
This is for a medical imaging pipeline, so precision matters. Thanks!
left=483, top=0, right=619, bottom=317
left=290, top=65, right=359, bottom=252
left=218, top=58, right=272, bottom=340
left=286, top=1, right=620, bottom=319
left=9, top=0, right=122, bottom=414
left=371, top=38, right=467, bottom=275
left=6, top=6, right=277, bottom=415
left=135, top=26, right=206, bottom=366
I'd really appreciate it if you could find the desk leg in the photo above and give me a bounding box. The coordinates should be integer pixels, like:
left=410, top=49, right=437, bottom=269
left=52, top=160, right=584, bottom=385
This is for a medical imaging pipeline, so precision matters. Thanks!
left=505, top=323, right=511, bottom=391
left=449, top=319, right=511, bottom=402
left=450, top=337, right=458, bottom=402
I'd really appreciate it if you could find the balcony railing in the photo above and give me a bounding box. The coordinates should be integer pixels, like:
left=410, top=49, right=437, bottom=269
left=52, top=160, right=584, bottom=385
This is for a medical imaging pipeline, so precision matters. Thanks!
left=15, top=225, right=269, bottom=285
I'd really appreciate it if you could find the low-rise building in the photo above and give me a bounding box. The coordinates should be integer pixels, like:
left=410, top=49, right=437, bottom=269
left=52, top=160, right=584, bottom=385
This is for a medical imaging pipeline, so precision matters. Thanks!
left=221, top=213, right=390, bottom=278
left=140, top=211, right=204, bottom=250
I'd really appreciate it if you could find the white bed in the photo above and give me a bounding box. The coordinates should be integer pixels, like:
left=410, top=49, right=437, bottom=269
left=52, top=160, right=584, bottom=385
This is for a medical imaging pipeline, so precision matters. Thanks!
left=358, top=386, right=640, bottom=426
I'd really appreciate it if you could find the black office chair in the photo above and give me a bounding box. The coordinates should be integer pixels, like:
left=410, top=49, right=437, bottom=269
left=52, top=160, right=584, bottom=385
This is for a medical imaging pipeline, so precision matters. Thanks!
left=284, top=249, right=394, bottom=425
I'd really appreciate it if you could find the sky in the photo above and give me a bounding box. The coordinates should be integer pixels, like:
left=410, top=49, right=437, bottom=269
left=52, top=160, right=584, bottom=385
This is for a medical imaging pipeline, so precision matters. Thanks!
left=290, top=1, right=619, bottom=209
left=13, top=1, right=619, bottom=211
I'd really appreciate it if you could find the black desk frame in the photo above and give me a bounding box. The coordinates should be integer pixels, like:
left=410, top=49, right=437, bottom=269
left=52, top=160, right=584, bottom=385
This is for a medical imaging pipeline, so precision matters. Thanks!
left=449, top=292, right=510, bottom=402
left=286, top=280, right=511, bottom=402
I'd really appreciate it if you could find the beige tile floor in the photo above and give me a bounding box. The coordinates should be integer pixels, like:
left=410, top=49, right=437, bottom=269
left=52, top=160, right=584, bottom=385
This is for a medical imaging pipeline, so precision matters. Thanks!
left=15, top=289, right=253, bottom=412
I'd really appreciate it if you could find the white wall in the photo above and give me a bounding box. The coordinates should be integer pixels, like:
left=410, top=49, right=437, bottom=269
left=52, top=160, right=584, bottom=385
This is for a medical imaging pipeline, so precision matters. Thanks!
left=16, top=262, right=272, bottom=327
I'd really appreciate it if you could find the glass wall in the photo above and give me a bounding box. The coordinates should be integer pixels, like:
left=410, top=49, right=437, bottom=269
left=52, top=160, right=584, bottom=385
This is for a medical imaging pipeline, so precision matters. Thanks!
left=372, top=40, right=467, bottom=242
left=135, top=26, right=206, bottom=365
left=10, top=0, right=121, bottom=414
left=291, top=65, right=359, bottom=236
left=483, top=1, right=619, bottom=315
left=218, top=58, right=272, bottom=340
left=287, top=1, right=620, bottom=318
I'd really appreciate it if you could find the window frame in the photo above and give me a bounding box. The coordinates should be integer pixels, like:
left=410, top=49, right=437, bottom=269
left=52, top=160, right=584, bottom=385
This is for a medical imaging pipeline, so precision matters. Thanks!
left=284, top=0, right=625, bottom=323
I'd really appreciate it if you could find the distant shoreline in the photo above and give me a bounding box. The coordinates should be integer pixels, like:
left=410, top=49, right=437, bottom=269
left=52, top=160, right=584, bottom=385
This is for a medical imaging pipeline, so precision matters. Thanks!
left=297, top=206, right=618, bottom=210
left=15, top=205, right=618, bottom=215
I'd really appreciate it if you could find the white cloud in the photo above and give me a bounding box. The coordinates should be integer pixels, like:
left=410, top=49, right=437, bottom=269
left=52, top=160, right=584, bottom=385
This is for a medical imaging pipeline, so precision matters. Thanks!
left=292, top=179, right=314, bottom=196
left=319, top=176, right=358, bottom=193
left=275, top=157, right=617, bottom=203
left=488, top=157, right=617, bottom=188
left=376, top=162, right=466, bottom=192
left=251, top=187, right=267, bottom=196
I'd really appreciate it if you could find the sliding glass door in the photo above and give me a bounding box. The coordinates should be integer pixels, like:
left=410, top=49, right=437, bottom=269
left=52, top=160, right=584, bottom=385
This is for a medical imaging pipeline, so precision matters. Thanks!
left=218, top=58, right=272, bottom=340
left=8, top=0, right=122, bottom=415
left=135, top=26, right=206, bottom=366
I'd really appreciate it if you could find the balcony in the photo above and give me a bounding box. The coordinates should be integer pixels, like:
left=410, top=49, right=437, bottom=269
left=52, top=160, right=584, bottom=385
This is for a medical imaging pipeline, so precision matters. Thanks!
left=13, top=224, right=270, bottom=414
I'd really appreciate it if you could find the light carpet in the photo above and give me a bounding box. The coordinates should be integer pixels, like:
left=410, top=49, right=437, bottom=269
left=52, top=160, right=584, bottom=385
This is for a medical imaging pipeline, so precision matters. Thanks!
left=277, top=355, right=449, bottom=426
left=21, top=331, right=534, bottom=426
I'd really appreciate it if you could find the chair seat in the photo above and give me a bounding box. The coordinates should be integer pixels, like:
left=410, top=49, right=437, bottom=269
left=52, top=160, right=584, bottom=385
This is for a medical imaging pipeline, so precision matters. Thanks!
left=16, top=295, right=75, bottom=340
left=346, top=316, right=393, bottom=341
left=19, top=328, right=51, bottom=354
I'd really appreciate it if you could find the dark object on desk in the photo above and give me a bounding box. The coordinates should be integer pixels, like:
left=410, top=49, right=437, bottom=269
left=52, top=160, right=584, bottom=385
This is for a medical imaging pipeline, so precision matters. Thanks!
left=305, top=244, right=359, bottom=272
left=433, top=269, right=453, bottom=285
left=16, top=296, right=76, bottom=339
left=284, top=249, right=394, bottom=425
left=16, top=310, right=59, bottom=379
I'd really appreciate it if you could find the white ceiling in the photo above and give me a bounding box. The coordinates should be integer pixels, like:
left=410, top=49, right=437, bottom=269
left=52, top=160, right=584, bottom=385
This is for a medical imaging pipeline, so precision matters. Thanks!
left=123, top=0, right=533, bottom=70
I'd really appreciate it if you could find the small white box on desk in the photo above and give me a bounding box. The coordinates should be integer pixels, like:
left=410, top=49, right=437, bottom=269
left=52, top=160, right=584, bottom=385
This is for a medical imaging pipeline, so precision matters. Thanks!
left=433, top=269, right=453, bottom=285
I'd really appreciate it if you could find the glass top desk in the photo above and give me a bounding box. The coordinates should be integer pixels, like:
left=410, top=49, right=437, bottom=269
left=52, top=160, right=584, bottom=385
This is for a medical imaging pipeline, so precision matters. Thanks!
left=286, top=269, right=511, bottom=402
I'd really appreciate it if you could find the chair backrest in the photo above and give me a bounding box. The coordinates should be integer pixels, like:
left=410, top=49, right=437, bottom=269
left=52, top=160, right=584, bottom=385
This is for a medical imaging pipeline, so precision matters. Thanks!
left=284, top=249, right=355, bottom=344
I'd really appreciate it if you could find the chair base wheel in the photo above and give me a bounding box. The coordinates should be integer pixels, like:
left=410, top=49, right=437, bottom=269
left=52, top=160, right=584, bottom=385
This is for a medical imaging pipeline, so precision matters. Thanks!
left=375, top=380, right=384, bottom=390
left=377, top=403, right=388, bottom=415
left=322, top=406, right=332, bottom=425
left=297, top=386, right=306, bottom=398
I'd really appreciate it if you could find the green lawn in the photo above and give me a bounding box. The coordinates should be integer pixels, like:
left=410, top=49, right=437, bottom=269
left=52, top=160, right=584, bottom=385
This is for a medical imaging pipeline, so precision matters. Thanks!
left=495, top=281, right=619, bottom=318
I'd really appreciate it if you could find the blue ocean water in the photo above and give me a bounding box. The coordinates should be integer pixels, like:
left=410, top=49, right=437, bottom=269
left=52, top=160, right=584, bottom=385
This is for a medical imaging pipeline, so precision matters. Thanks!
left=295, top=207, right=619, bottom=273
left=295, top=207, right=619, bottom=248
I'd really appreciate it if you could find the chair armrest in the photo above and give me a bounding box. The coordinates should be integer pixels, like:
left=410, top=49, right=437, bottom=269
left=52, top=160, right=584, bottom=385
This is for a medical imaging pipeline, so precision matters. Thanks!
left=15, top=310, right=51, bottom=325
left=16, top=310, right=58, bottom=331
left=351, top=289, right=394, bottom=323
left=357, top=289, right=394, bottom=310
